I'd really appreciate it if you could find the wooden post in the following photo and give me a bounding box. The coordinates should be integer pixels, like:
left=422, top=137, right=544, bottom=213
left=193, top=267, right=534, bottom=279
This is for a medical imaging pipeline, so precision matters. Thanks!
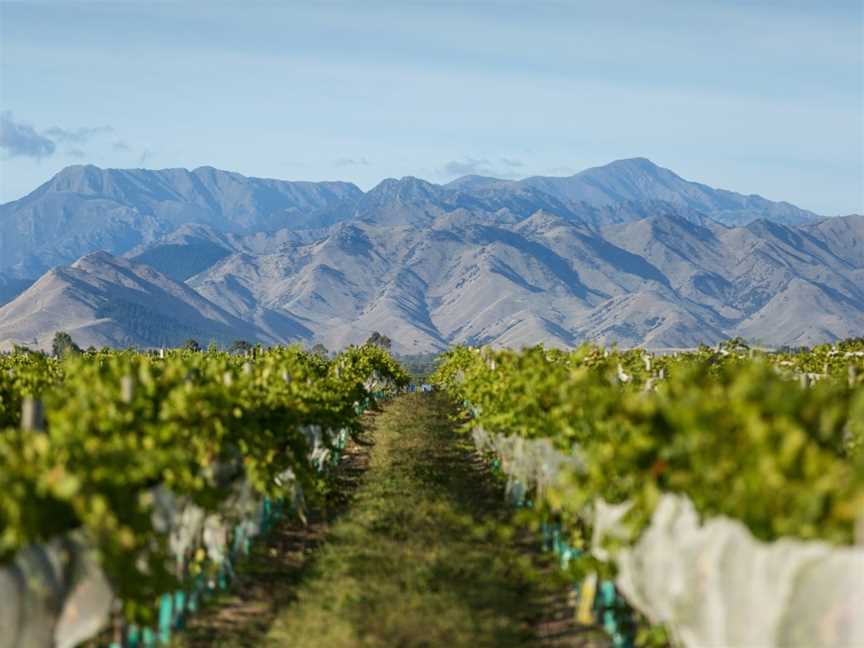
left=21, top=397, right=44, bottom=431
left=111, top=597, right=124, bottom=648
left=121, top=374, right=136, bottom=404
left=576, top=572, right=598, bottom=624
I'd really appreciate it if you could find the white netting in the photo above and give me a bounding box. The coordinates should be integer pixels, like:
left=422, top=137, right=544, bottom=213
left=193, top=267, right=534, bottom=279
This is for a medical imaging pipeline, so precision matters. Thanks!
left=0, top=533, right=113, bottom=648
left=152, top=477, right=270, bottom=571
left=472, top=427, right=864, bottom=648
left=590, top=498, right=632, bottom=562
left=0, top=422, right=345, bottom=648
left=53, top=535, right=113, bottom=648
left=615, top=494, right=864, bottom=648
left=471, top=426, right=581, bottom=499
left=0, top=538, right=70, bottom=648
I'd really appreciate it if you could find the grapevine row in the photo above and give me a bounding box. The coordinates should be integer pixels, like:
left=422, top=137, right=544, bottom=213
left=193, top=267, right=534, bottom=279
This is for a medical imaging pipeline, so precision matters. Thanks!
left=433, top=341, right=864, bottom=647
left=0, top=345, right=408, bottom=645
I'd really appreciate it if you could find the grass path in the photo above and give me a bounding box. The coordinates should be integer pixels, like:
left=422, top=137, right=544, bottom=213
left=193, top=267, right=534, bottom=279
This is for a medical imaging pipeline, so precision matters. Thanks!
left=178, top=393, right=606, bottom=647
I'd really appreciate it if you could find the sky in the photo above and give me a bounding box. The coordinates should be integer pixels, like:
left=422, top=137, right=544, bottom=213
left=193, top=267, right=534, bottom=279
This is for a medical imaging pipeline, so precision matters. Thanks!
left=0, top=1, right=862, bottom=215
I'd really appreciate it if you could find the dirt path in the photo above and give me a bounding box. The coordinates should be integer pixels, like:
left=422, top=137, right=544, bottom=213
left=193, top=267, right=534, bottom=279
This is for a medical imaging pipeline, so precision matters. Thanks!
left=176, top=393, right=607, bottom=647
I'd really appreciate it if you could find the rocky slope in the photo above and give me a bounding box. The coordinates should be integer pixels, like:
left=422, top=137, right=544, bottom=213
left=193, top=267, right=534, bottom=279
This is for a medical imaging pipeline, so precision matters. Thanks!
left=0, top=252, right=309, bottom=350
left=0, top=158, right=820, bottom=281
left=0, top=165, right=362, bottom=278
left=0, top=159, right=857, bottom=352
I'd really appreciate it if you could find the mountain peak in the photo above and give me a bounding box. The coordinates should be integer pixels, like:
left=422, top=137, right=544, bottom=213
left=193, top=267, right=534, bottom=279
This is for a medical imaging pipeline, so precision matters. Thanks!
left=71, top=250, right=132, bottom=274
left=609, top=157, right=659, bottom=169
left=55, top=163, right=101, bottom=175
left=191, top=165, right=245, bottom=181
left=1, top=157, right=825, bottom=284
left=46, top=164, right=109, bottom=193
left=366, top=176, right=441, bottom=201
left=75, top=250, right=116, bottom=264
left=445, top=174, right=506, bottom=190
left=579, top=157, right=672, bottom=180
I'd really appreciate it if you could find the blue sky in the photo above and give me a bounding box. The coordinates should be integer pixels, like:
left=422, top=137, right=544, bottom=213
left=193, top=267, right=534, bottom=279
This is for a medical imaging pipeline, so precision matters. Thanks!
left=1, top=1, right=861, bottom=214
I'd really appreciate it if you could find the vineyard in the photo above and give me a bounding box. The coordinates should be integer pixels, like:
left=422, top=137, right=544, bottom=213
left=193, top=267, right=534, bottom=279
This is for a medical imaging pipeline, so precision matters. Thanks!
left=434, top=339, right=864, bottom=647
left=0, top=340, right=863, bottom=647
left=0, top=345, right=408, bottom=647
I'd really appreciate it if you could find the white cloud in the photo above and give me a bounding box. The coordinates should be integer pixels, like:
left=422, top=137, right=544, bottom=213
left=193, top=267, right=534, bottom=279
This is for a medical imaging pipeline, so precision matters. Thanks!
left=44, top=124, right=113, bottom=144
left=0, top=112, right=56, bottom=158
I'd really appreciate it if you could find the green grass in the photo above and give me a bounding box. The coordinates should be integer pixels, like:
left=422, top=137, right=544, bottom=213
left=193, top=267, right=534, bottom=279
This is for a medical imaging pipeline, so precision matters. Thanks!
left=260, top=392, right=549, bottom=647
left=175, top=393, right=607, bottom=647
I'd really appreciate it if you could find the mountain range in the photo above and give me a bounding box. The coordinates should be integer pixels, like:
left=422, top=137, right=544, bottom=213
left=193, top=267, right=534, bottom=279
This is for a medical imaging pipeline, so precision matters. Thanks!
left=0, top=158, right=860, bottom=352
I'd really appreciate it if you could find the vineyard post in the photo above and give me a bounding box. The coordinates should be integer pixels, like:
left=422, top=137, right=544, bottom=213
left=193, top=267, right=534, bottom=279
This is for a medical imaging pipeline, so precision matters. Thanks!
left=856, top=515, right=864, bottom=546
left=111, top=598, right=125, bottom=648
left=21, top=396, right=44, bottom=431
left=121, top=374, right=136, bottom=404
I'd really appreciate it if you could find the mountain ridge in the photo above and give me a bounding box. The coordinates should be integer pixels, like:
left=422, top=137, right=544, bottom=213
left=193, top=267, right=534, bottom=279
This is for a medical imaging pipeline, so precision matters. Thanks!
left=1, top=158, right=822, bottom=280
left=0, top=251, right=308, bottom=350
left=1, top=159, right=859, bottom=352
